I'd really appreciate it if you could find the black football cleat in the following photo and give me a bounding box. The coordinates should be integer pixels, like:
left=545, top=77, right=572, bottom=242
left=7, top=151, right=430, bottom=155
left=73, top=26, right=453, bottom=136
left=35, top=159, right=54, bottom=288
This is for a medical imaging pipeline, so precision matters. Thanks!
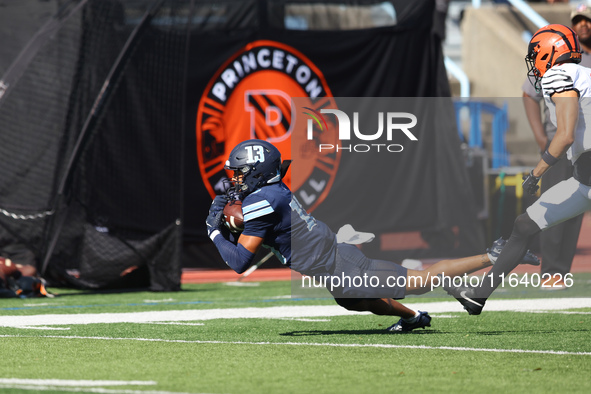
left=442, top=284, right=486, bottom=315
left=387, top=311, right=432, bottom=332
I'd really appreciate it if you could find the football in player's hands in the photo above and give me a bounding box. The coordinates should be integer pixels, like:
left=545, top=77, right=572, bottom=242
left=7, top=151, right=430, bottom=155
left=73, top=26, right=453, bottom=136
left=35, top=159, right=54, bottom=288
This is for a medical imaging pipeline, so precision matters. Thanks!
left=223, top=200, right=244, bottom=233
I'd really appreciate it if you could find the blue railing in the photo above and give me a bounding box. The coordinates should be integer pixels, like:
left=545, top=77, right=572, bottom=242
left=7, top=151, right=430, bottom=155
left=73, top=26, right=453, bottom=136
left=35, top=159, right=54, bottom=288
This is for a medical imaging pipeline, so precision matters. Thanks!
left=454, top=100, right=510, bottom=169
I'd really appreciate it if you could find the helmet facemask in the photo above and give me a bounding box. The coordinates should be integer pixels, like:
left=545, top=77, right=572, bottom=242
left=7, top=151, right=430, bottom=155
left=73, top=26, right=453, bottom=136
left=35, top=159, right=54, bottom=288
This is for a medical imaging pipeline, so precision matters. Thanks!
left=224, top=166, right=253, bottom=201
left=525, top=45, right=544, bottom=93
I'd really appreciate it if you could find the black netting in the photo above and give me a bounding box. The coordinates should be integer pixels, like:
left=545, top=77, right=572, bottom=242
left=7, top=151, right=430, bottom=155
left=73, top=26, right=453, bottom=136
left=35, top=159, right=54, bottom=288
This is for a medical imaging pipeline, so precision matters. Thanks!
left=0, top=0, right=192, bottom=290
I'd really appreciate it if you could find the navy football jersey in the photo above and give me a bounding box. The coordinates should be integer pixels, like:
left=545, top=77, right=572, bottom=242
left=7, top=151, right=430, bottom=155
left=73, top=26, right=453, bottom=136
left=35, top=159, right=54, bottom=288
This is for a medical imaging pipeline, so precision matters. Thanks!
left=241, top=182, right=337, bottom=276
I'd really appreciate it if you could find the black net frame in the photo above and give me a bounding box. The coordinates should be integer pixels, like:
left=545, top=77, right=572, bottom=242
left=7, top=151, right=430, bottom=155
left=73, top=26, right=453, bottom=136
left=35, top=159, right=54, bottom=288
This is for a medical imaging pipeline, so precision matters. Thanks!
left=0, top=0, right=199, bottom=290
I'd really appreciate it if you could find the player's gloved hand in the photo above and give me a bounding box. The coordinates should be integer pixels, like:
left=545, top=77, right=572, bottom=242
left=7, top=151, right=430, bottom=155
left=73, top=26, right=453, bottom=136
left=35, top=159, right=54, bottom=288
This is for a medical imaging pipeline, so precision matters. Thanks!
left=522, top=170, right=541, bottom=195
left=210, top=194, right=228, bottom=215
left=206, top=195, right=228, bottom=239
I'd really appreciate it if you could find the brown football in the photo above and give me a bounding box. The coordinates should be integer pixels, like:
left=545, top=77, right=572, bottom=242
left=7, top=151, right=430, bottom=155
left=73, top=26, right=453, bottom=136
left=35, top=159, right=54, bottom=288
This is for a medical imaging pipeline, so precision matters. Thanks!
left=223, top=200, right=244, bottom=233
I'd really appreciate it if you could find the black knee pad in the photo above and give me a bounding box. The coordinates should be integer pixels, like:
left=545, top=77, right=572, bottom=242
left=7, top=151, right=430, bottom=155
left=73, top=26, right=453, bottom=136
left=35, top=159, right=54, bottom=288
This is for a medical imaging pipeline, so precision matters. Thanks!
left=513, top=213, right=541, bottom=238
left=334, top=298, right=361, bottom=311
left=333, top=297, right=383, bottom=311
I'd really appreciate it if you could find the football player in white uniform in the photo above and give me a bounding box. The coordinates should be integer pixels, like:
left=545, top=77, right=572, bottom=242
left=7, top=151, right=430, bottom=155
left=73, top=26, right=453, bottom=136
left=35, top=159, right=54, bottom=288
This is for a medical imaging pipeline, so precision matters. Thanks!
left=444, top=24, right=591, bottom=314
left=520, top=7, right=591, bottom=290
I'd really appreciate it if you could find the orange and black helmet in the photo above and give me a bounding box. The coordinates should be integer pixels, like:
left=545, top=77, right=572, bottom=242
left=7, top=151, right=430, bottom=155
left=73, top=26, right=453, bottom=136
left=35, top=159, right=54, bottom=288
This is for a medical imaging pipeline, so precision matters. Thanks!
left=526, top=24, right=582, bottom=91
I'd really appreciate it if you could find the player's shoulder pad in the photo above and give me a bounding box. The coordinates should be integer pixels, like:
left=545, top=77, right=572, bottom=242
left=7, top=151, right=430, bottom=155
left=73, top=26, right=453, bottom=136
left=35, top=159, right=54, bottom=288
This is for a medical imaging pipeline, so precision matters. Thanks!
left=542, top=65, right=575, bottom=95
left=242, top=191, right=275, bottom=222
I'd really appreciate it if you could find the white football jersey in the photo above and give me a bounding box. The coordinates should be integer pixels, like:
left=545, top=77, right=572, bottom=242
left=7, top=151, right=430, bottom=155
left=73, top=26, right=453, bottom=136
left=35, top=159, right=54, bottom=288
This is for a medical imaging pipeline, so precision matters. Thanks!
left=542, top=62, right=591, bottom=163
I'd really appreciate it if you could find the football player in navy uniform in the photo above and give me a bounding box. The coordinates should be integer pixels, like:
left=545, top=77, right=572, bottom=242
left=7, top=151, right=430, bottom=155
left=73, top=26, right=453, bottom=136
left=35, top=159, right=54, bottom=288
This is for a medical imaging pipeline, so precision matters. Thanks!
left=207, top=139, right=539, bottom=331
left=444, top=24, right=591, bottom=314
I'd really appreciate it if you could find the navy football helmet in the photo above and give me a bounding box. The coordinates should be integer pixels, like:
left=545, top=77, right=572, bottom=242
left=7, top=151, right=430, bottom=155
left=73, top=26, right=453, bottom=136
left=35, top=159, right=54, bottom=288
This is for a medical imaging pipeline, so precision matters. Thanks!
left=224, top=139, right=282, bottom=199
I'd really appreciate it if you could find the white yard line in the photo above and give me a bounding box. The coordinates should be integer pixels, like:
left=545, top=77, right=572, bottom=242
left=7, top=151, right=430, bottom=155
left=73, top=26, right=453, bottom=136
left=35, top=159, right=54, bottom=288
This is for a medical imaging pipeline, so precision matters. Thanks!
left=0, top=379, right=183, bottom=394
left=0, top=384, right=199, bottom=394
left=1, top=298, right=590, bottom=328
left=144, top=322, right=204, bottom=326
left=0, top=379, right=156, bottom=387
left=142, top=299, right=175, bottom=303
left=1, top=334, right=590, bottom=356
left=12, top=326, right=71, bottom=330
left=0, top=305, right=364, bottom=327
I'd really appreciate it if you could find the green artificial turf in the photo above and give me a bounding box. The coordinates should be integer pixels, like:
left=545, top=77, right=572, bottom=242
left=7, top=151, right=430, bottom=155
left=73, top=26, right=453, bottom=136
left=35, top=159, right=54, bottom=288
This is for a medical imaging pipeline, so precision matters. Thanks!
left=0, top=277, right=590, bottom=393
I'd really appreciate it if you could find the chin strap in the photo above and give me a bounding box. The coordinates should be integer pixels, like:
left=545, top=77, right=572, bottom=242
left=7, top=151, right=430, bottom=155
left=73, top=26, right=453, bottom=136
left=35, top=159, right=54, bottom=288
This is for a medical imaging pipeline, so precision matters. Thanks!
left=280, top=160, right=291, bottom=179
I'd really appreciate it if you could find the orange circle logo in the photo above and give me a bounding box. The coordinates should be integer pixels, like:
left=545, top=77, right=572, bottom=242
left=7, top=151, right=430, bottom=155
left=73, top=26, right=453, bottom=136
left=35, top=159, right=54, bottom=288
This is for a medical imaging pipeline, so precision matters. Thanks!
left=196, top=40, right=340, bottom=211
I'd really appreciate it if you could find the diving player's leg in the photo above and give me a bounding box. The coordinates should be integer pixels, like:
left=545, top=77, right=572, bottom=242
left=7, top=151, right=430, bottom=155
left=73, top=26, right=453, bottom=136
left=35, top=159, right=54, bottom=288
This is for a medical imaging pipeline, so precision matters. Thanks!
left=405, top=254, right=491, bottom=295
left=406, top=235, right=541, bottom=296
left=333, top=297, right=432, bottom=333
left=334, top=297, right=414, bottom=317
left=331, top=244, right=431, bottom=332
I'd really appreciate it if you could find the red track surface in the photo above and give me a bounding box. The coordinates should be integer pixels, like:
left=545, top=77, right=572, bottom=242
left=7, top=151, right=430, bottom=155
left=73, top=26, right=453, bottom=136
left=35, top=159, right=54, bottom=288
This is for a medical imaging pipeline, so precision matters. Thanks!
left=182, top=212, right=591, bottom=284
left=181, top=267, right=292, bottom=284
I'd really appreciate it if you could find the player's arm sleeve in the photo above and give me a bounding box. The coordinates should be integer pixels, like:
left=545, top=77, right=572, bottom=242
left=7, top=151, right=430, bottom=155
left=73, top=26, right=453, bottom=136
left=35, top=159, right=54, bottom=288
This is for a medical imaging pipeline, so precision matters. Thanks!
left=211, top=235, right=256, bottom=274
left=211, top=197, right=276, bottom=274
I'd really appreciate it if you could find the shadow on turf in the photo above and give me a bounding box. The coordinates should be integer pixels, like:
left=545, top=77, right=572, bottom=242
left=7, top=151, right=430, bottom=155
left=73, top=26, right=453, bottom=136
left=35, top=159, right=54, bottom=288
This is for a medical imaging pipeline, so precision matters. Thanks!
left=467, top=328, right=591, bottom=335
left=280, top=329, right=439, bottom=336
left=280, top=327, right=590, bottom=336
